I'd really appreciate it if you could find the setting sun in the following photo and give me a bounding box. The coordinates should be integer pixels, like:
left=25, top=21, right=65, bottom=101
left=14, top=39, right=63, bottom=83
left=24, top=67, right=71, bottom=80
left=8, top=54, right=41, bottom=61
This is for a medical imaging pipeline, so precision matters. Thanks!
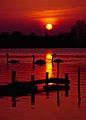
left=46, top=24, right=53, bottom=30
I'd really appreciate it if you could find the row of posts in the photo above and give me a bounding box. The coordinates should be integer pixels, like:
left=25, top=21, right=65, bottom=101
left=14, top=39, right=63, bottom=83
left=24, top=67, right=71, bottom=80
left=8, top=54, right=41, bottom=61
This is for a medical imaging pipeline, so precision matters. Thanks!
left=10, top=66, right=80, bottom=107
left=11, top=70, right=69, bottom=86
left=11, top=67, right=80, bottom=86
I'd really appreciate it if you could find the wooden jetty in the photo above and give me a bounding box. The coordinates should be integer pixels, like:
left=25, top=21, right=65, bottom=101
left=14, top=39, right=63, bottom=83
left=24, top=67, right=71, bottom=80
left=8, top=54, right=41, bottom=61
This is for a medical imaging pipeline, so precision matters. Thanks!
left=0, top=71, right=70, bottom=96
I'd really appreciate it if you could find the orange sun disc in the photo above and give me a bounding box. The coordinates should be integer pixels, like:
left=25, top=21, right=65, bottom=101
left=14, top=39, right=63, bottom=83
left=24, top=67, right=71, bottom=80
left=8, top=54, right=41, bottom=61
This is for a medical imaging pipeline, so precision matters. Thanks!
left=46, top=24, right=53, bottom=30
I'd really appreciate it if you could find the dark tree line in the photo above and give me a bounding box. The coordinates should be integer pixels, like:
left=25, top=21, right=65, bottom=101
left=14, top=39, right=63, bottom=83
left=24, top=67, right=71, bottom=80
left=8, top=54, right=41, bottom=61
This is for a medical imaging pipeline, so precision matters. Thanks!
left=0, top=20, right=86, bottom=48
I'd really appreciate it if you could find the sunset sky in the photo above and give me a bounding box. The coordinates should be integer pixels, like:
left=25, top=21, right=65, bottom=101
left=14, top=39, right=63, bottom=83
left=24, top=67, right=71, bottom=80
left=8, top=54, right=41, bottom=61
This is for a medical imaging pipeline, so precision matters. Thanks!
left=0, top=0, right=86, bottom=35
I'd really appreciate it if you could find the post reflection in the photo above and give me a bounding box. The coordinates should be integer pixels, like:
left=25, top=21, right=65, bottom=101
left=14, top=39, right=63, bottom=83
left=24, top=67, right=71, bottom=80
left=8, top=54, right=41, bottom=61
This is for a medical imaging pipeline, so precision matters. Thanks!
left=12, top=95, right=16, bottom=107
left=57, top=90, right=60, bottom=106
left=11, top=94, right=36, bottom=107
left=31, top=93, right=35, bottom=105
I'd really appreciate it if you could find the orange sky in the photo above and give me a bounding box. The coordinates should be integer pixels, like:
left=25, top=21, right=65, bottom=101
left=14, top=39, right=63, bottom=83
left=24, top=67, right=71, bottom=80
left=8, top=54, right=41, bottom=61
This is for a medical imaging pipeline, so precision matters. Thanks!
left=0, top=0, right=86, bottom=35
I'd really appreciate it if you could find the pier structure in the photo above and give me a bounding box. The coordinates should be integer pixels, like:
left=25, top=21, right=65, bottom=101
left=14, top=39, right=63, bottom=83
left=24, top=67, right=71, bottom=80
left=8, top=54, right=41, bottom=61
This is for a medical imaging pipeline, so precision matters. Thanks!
left=0, top=70, right=70, bottom=96
left=0, top=70, right=70, bottom=107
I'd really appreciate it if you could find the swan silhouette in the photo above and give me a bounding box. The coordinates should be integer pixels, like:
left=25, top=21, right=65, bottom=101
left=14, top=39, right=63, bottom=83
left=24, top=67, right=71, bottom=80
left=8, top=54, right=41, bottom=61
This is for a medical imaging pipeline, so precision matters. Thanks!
left=8, top=60, right=19, bottom=64
left=32, top=55, right=46, bottom=68
left=6, top=53, right=19, bottom=64
left=51, top=53, right=57, bottom=66
left=53, top=59, right=63, bottom=63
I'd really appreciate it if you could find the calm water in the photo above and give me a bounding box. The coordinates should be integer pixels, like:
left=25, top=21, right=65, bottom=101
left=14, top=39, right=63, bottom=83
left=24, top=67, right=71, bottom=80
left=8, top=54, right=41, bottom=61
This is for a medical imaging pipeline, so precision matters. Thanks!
left=0, top=48, right=86, bottom=120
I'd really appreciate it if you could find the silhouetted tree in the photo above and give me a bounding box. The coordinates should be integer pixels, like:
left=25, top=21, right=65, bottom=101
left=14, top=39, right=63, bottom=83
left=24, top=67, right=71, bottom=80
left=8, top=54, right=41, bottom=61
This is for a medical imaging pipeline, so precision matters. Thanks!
left=12, top=31, right=22, bottom=37
left=1, top=32, right=10, bottom=36
left=11, top=31, right=23, bottom=42
left=0, top=32, right=10, bottom=41
left=71, top=20, right=86, bottom=45
left=29, top=32, right=36, bottom=37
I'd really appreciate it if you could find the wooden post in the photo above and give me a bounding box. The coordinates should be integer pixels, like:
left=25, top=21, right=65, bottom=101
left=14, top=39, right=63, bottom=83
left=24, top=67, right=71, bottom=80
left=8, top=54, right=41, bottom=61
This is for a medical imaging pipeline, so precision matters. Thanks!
left=57, top=63, right=60, bottom=78
left=6, top=53, right=9, bottom=69
left=65, top=73, right=68, bottom=86
left=46, top=72, right=49, bottom=86
left=31, top=75, right=35, bottom=86
left=45, top=72, right=49, bottom=98
left=32, top=55, right=35, bottom=69
left=78, top=66, right=81, bottom=107
left=65, top=73, right=68, bottom=97
left=65, top=73, right=68, bottom=80
left=31, top=75, right=34, bottom=82
left=11, top=71, right=16, bottom=84
left=46, top=72, right=48, bottom=79
left=78, top=66, right=80, bottom=87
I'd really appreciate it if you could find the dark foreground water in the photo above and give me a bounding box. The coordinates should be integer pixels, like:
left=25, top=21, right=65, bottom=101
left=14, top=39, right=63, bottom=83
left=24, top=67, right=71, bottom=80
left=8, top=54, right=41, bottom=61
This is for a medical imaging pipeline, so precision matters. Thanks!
left=0, top=48, right=86, bottom=120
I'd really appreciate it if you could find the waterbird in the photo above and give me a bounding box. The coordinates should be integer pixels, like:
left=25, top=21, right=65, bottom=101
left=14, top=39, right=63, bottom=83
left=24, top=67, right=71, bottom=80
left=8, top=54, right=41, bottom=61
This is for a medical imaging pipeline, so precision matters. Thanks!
left=32, top=55, right=46, bottom=68
left=8, top=60, right=19, bottom=64
left=6, top=53, right=19, bottom=67
left=51, top=52, right=57, bottom=67
left=54, top=59, right=63, bottom=63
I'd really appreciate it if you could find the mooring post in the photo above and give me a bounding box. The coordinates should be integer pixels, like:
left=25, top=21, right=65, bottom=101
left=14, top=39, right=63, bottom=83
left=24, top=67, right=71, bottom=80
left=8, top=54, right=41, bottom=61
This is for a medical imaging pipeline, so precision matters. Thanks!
left=78, top=66, right=80, bottom=87
left=65, top=73, right=68, bottom=85
left=6, top=53, right=9, bottom=69
left=78, top=66, right=81, bottom=107
left=44, top=72, right=49, bottom=98
left=46, top=72, right=49, bottom=86
left=11, top=71, right=16, bottom=84
left=46, top=72, right=49, bottom=98
left=65, top=73, right=68, bottom=84
left=65, top=73, right=68, bottom=96
left=57, top=63, right=60, bottom=78
left=31, top=75, right=35, bottom=86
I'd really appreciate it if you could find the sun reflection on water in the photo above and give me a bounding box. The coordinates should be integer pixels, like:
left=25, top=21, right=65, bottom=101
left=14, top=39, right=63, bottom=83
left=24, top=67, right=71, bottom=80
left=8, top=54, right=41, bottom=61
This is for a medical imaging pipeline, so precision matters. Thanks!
left=46, top=53, right=53, bottom=78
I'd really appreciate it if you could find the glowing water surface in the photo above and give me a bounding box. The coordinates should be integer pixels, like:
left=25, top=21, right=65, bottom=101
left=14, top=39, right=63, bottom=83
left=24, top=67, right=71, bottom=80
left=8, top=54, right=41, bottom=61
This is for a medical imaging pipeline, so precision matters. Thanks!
left=0, top=48, right=86, bottom=120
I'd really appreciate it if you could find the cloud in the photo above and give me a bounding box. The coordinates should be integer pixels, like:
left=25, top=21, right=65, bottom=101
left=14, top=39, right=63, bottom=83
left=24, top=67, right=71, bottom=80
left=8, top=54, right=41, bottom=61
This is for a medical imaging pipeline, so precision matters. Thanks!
left=30, top=7, right=86, bottom=19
